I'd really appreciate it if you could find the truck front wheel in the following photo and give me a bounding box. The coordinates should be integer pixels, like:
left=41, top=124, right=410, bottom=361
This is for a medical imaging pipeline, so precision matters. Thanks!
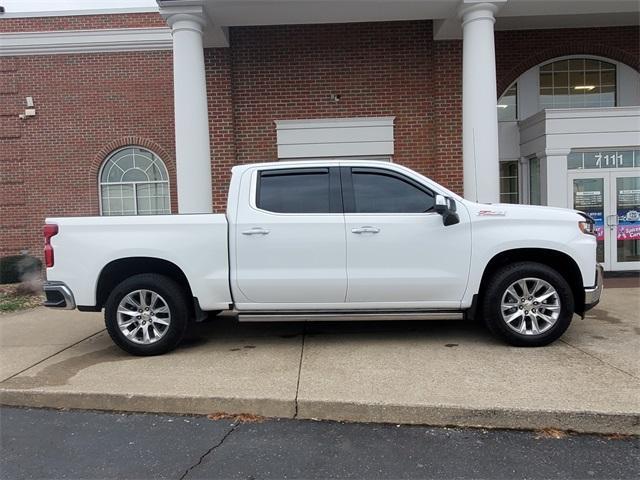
left=104, top=273, right=189, bottom=356
left=482, top=262, right=574, bottom=347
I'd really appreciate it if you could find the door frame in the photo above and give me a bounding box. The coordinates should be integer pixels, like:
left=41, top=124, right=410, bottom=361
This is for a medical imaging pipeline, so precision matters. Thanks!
left=568, top=169, right=640, bottom=271
left=610, top=169, right=640, bottom=271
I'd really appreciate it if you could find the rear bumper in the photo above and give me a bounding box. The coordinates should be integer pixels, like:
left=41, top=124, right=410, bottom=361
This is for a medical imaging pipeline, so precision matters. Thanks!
left=43, top=281, right=76, bottom=310
left=584, top=264, right=604, bottom=311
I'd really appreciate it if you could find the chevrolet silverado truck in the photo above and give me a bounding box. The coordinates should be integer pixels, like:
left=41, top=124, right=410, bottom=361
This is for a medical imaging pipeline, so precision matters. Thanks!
left=42, top=160, right=603, bottom=355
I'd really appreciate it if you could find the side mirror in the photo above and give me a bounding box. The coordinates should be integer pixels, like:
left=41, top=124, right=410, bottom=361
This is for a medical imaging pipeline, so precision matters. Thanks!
left=434, top=195, right=460, bottom=226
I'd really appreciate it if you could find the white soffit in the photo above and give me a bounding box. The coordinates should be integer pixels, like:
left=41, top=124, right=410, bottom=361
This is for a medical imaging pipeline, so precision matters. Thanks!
left=0, top=28, right=172, bottom=56
left=275, top=117, right=395, bottom=159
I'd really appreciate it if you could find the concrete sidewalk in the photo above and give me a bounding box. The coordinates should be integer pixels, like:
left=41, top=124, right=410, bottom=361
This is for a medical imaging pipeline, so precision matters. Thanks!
left=1, top=282, right=639, bottom=434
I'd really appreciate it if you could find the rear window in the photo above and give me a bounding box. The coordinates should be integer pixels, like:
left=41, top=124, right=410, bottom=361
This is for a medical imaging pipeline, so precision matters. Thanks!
left=257, top=168, right=332, bottom=213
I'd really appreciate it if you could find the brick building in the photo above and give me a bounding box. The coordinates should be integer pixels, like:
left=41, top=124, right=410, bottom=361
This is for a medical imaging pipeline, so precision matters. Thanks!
left=0, top=0, right=639, bottom=271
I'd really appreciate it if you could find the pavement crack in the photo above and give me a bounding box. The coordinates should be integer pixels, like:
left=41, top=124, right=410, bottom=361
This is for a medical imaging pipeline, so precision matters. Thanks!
left=560, top=339, right=639, bottom=380
left=293, top=324, right=306, bottom=418
left=179, top=421, right=240, bottom=480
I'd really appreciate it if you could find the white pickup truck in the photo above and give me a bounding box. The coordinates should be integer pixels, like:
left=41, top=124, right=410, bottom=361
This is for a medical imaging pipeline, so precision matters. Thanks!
left=43, top=160, right=603, bottom=355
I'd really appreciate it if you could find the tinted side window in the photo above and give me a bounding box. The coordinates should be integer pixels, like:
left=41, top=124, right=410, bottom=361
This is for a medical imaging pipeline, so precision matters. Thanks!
left=352, top=170, right=434, bottom=213
left=257, top=169, right=331, bottom=213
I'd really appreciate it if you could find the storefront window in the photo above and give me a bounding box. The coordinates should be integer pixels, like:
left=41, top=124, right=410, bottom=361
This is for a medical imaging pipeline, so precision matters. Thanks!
left=529, top=157, right=541, bottom=205
left=497, top=83, right=517, bottom=121
left=540, top=58, right=616, bottom=109
left=499, top=161, right=519, bottom=203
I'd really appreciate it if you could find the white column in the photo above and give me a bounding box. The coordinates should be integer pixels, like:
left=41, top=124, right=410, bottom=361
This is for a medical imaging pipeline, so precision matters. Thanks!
left=540, top=150, right=570, bottom=208
left=459, top=1, right=504, bottom=203
left=165, top=11, right=213, bottom=213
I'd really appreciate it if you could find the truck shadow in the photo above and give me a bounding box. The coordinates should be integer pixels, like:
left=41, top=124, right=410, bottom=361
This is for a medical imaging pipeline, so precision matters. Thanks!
left=186, top=315, right=499, bottom=346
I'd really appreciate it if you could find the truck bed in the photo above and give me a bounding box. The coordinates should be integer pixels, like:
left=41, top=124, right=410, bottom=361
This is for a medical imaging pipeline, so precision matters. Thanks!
left=45, top=214, right=231, bottom=311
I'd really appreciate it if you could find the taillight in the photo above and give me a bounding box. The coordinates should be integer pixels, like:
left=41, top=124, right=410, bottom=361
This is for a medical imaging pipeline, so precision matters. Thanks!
left=43, top=224, right=59, bottom=268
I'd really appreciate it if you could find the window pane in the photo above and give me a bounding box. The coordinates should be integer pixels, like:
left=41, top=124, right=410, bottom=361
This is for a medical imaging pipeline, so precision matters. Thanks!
left=569, top=58, right=584, bottom=70
left=136, top=183, right=170, bottom=215
left=101, top=184, right=135, bottom=216
left=529, top=158, right=541, bottom=205
left=554, top=71, right=568, bottom=88
left=584, top=59, right=601, bottom=71
left=567, top=152, right=584, bottom=170
left=499, top=161, right=519, bottom=204
left=540, top=73, right=553, bottom=88
left=258, top=169, right=331, bottom=213
left=554, top=60, right=569, bottom=71
left=352, top=170, right=434, bottom=213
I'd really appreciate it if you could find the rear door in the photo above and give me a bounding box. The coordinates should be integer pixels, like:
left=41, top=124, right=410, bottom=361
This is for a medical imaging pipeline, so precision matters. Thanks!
left=342, top=166, right=471, bottom=308
left=233, top=166, right=347, bottom=306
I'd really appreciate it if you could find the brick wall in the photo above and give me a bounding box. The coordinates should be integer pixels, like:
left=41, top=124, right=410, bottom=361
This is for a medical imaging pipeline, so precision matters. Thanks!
left=206, top=21, right=437, bottom=210
left=0, top=12, right=165, bottom=32
left=0, top=50, right=175, bottom=258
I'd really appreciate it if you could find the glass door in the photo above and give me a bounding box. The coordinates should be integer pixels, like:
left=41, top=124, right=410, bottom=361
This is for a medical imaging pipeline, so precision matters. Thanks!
left=569, top=173, right=609, bottom=267
left=610, top=172, right=640, bottom=271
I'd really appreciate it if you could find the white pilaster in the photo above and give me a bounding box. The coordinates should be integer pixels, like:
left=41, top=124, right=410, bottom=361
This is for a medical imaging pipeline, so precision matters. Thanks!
left=540, top=149, right=570, bottom=208
left=459, top=0, right=504, bottom=203
left=163, top=7, right=213, bottom=213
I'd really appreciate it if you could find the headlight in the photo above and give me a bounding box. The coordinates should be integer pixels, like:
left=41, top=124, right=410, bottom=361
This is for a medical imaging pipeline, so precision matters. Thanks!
left=579, top=220, right=596, bottom=236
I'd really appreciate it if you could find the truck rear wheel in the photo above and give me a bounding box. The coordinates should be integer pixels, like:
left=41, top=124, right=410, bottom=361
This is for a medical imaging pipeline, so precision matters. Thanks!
left=482, top=262, right=574, bottom=347
left=104, top=273, right=189, bottom=356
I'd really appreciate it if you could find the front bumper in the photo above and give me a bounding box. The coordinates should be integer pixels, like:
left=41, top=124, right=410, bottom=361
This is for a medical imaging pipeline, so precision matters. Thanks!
left=43, top=281, right=76, bottom=310
left=584, top=264, right=604, bottom=311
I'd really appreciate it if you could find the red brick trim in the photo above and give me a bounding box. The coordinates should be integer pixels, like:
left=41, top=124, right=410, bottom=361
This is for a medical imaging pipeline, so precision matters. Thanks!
left=498, top=44, right=640, bottom=96
left=90, top=137, right=177, bottom=214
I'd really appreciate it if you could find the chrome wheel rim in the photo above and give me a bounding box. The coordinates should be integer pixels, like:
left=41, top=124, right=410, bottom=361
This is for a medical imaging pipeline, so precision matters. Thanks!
left=117, top=289, right=171, bottom=345
left=500, top=277, right=561, bottom=336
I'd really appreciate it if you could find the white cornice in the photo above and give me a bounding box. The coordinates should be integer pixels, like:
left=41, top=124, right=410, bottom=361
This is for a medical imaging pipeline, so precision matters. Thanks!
left=0, top=7, right=159, bottom=18
left=0, top=27, right=172, bottom=56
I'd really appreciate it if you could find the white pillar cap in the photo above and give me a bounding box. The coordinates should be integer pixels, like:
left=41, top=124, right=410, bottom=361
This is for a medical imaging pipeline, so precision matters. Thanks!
left=458, top=0, right=506, bottom=24
left=160, top=4, right=209, bottom=33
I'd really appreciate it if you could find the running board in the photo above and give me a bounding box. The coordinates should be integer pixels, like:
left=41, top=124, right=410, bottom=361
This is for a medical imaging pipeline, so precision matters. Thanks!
left=237, top=310, right=464, bottom=322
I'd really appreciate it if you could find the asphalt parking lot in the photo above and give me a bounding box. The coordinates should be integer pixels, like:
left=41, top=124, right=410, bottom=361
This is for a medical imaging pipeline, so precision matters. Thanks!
left=1, top=407, right=638, bottom=480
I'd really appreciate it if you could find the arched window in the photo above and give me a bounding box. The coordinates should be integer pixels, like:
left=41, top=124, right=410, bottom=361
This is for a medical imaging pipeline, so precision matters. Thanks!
left=539, top=58, right=616, bottom=109
left=100, top=147, right=170, bottom=216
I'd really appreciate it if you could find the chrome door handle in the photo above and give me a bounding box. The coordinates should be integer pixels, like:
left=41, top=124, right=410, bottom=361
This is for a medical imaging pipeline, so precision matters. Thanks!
left=242, top=227, right=270, bottom=235
left=351, top=226, right=380, bottom=234
left=606, top=214, right=618, bottom=227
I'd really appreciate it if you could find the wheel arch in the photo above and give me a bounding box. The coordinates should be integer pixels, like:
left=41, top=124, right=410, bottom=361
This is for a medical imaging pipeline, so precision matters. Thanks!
left=477, top=248, right=586, bottom=317
left=93, top=257, right=195, bottom=312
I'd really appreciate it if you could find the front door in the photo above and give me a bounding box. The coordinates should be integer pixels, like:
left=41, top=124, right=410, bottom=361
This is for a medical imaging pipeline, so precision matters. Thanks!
left=341, top=166, right=472, bottom=308
left=569, top=170, right=640, bottom=271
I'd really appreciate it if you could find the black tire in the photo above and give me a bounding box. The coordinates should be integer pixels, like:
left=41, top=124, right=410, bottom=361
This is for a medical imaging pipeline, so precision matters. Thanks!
left=481, top=262, right=574, bottom=347
left=104, top=273, right=189, bottom=356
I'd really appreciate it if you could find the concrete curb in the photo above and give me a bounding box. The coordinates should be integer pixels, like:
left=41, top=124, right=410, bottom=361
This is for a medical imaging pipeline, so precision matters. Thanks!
left=2, top=388, right=638, bottom=435
left=0, top=389, right=295, bottom=419
left=297, top=400, right=640, bottom=435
